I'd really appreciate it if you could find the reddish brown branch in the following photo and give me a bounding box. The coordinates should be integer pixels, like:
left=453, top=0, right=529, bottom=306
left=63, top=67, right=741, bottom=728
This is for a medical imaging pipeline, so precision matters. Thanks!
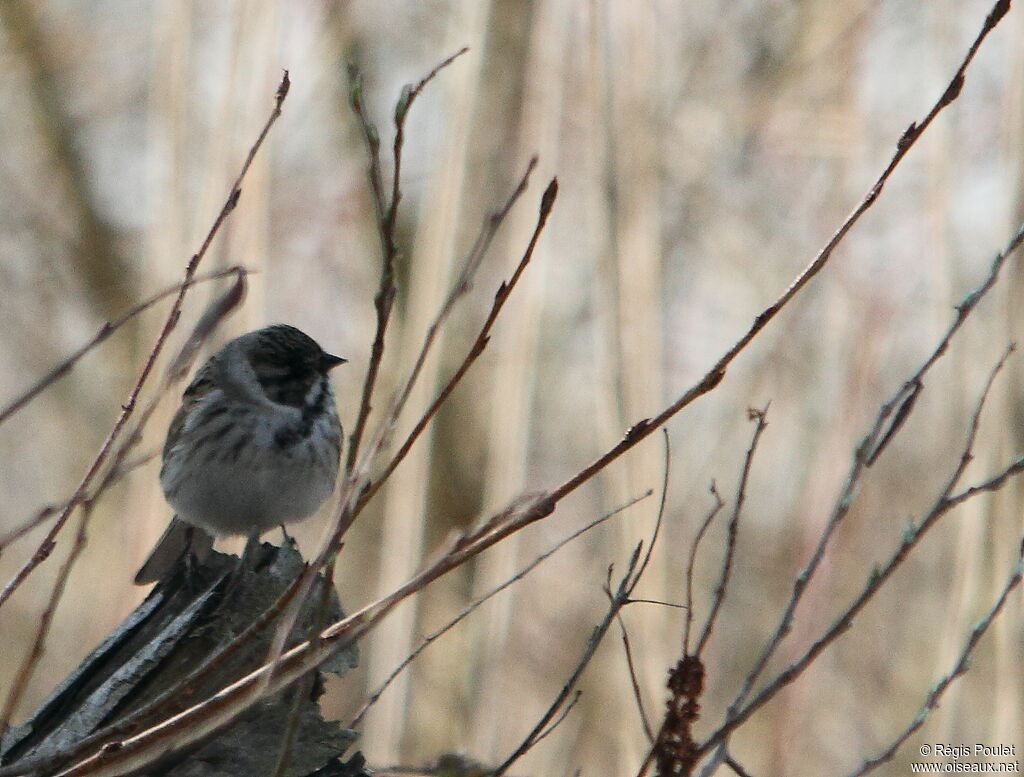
left=348, top=490, right=648, bottom=729
left=350, top=157, right=538, bottom=486
left=0, top=267, right=249, bottom=428
left=0, top=73, right=287, bottom=612
left=345, top=49, right=468, bottom=474
left=541, top=0, right=1011, bottom=519
left=350, top=175, right=556, bottom=517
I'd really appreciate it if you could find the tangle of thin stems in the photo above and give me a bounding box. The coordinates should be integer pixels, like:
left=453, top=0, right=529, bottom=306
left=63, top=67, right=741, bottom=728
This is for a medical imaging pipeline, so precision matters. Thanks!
left=0, top=74, right=287, bottom=616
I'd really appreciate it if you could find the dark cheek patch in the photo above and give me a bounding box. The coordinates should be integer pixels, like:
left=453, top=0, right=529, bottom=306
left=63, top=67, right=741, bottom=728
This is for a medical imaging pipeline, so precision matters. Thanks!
left=258, top=365, right=317, bottom=407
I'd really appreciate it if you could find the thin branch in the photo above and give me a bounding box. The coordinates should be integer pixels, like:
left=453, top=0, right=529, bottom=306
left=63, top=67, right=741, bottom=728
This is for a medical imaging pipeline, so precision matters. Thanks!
left=527, top=0, right=1013, bottom=541
left=616, top=431, right=674, bottom=746
left=618, top=615, right=655, bottom=743
left=696, top=406, right=768, bottom=657
left=0, top=74, right=288, bottom=613
left=349, top=175, right=557, bottom=521
left=0, top=504, right=91, bottom=735
left=350, top=158, right=539, bottom=494
left=0, top=266, right=249, bottom=428
left=941, top=343, right=1016, bottom=495
left=532, top=690, right=582, bottom=748
left=270, top=576, right=335, bottom=777
left=713, top=216, right=1024, bottom=747
left=684, top=483, right=724, bottom=654
left=163, top=267, right=248, bottom=383
left=344, top=49, right=468, bottom=474
left=347, top=490, right=650, bottom=729
left=943, top=456, right=1024, bottom=509
left=493, top=431, right=672, bottom=776
left=0, top=505, right=56, bottom=557
left=697, top=346, right=1021, bottom=757
left=629, top=598, right=687, bottom=610
left=2, top=444, right=157, bottom=558
left=269, top=170, right=554, bottom=673
left=491, top=559, right=638, bottom=777
left=345, top=64, right=394, bottom=475
left=725, top=754, right=757, bottom=777
left=629, top=429, right=672, bottom=590
left=844, top=539, right=1024, bottom=777
left=383, top=47, right=470, bottom=243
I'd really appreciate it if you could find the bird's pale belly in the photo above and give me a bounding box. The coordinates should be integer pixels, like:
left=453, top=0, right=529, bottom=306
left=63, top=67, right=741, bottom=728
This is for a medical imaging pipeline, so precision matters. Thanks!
left=166, top=455, right=336, bottom=536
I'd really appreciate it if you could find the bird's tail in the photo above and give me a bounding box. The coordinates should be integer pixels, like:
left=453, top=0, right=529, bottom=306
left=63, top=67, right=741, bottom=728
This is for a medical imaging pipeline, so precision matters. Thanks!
left=133, top=516, right=214, bottom=585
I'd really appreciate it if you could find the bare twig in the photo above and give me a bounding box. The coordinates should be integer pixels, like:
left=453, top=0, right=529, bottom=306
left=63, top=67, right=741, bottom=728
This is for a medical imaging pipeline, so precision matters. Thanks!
left=349, top=175, right=557, bottom=521
left=344, top=49, right=469, bottom=474
left=618, top=615, right=655, bottom=743
left=348, top=158, right=539, bottom=499
left=700, top=213, right=1024, bottom=765
left=0, top=505, right=56, bottom=557
left=268, top=167, right=551, bottom=689
left=683, top=483, right=724, bottom=654
left=529, top=0, right=1013, bottom=536
left=630, top=429, right=672, bottom=589
left=1, top=443, right=154, bottom=556
left=0, top=504, right=91, bottom=735
left=0, top=266, right=249, bottom=428
left=384, top=47, right=470, bottom=245
left=697, top=346, right=1020, bottom=759
left=643, top=418, right=761, bottom=777
left=492, top=431, right=672, bottom=776
left=0, top=74, right=288, bottom=614
left=347, top=490, right=650, bottom=729
left=270, top=575, right=336, bottom=777
left=163, top=267, right=248, bottom=382
left=490, top=555, right=638, bottom=777
left=695, top=406, right=768, bottom=657
left=532, top=690, right=582, bottom=748
left=725, top=754, right=757, bottom=777
left=845, top=538, right=1024, bottom=777
left=942, top=343, right=1016, bottom=494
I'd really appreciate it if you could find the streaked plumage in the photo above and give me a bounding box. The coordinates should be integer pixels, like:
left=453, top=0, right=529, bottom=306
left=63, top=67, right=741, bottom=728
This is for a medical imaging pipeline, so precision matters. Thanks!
left=135, top=325, right=345, bottom=584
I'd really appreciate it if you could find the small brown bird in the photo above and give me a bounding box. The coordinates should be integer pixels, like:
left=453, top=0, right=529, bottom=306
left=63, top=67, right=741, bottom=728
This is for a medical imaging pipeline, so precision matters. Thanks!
left=135, top=325, right=346, bottom=584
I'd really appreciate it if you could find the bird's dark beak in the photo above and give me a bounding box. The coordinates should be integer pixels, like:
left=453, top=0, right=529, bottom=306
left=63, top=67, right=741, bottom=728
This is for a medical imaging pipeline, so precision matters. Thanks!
left=320, top=353, right=348, bottom=371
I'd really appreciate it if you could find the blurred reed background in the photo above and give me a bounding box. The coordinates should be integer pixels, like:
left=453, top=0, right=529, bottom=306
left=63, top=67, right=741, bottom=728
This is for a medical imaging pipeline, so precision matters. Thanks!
left=1, top=1, right=1023, bottom=774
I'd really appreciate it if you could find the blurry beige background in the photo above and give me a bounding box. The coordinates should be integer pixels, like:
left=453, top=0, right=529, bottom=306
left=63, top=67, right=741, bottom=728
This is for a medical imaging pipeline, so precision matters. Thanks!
left=1, top=1, right=1023, bottom=775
